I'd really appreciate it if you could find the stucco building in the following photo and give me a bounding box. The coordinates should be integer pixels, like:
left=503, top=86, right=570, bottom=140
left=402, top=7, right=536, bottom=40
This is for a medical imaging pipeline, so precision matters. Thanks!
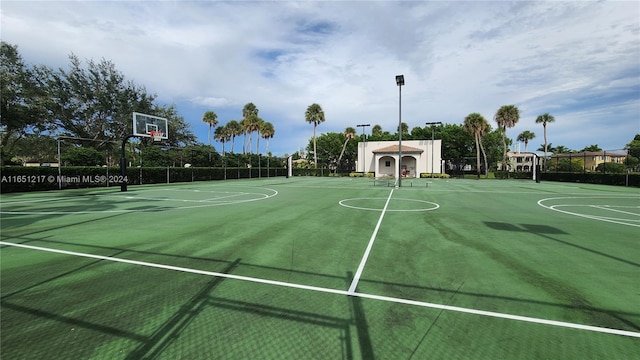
left=549, top=151, right=627, bottom=171
left=356, top=140, right=442, bottom=178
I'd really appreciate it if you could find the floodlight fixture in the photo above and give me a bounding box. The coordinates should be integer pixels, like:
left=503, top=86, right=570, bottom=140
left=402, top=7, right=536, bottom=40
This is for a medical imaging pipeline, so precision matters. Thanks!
left=396, top=75, right=405, bottom=186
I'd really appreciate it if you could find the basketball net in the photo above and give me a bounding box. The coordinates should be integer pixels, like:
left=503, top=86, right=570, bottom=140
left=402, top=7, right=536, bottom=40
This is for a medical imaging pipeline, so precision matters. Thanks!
left=149, top=131, right=164, bottom=142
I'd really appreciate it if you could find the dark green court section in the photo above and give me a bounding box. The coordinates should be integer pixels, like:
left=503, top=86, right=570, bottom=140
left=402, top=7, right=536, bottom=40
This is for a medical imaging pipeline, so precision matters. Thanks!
left=1, top=178, right=638, bottom=359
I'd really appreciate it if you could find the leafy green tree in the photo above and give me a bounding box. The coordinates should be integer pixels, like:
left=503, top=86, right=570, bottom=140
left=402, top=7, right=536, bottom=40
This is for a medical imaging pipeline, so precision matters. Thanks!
left=153, top=104, right=196, bottom=147
left=625, top=134, right=640, bottom=158
left=517, top=130, right=536, bottom=152
left=535, top=113, right=555, bottom=163
left=61, top=146, right=105, bottom=166
left=624, top=155, right=639, bottom=171
left=596, top=162, right=626, bottom=174
left=463, top=113, right=489, bottom=178
left=305, top=103, right=325, bottom=168
left=8, top=133, right=58, bottom=164
left=140, top=145, right=170, bottom=167
left=437, top=124, right=474, bottom=174
left=624, top=134, right=640, bottom=171
left=411, top=126, right=427, bottom=139
left=202, top=110, right=218, bottom=147
left=0, top=42, right=50, bottom=163
left=306, top=131, right=357, bottom=172
left=482, top=128, right=505, bottom=172
left=549, top=158, right=583, bottom=172
left=183, top=144, right=214, bottom=167
left=47, top=54, right=155, bottom=145
left=494, top=105, right=520, bottom=170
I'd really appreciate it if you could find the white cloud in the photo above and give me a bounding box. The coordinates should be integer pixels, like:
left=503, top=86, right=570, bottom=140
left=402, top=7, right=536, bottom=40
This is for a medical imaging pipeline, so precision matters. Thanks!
left=2, top=0, right=638, bottom=155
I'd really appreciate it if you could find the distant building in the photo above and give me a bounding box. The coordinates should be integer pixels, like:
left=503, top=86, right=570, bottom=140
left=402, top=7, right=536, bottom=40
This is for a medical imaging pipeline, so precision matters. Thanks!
left=549, top=151, right=627, bottom=171
left=501, top=152, right=536, bottom=172
left=356, top=140, right=442, bottom=178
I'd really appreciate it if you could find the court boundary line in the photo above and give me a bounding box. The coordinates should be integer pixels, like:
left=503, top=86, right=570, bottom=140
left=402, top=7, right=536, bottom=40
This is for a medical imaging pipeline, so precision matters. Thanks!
left=0, top=187, right=279, bottom=215
left=348, top=189, right=395, bottom=293
left=339, top=197, right=439, bottom=212
left=538, top=196, right=640, bottom=227
left=2, top=240, right=638, bottom=339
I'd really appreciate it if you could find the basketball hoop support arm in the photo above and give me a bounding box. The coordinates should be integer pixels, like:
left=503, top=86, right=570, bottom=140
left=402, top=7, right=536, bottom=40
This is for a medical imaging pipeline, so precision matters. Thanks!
left=120, top=134, right=138, bottom=192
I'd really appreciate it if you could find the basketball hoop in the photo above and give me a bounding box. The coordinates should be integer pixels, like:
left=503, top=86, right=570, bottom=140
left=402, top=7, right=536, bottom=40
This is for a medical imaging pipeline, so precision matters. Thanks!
left=149, top=131, right=164, bottom=142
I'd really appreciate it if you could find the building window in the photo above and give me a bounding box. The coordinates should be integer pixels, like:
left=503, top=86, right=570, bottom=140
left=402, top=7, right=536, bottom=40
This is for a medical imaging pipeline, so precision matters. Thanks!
left=385, top=161, right=391, bottom=167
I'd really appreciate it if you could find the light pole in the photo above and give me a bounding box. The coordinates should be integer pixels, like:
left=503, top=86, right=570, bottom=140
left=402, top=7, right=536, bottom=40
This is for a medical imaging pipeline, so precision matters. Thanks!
left=425, top=121, right=442, bottom=178
left=396, top=75, right=404, bottom=187
left=356, top=124, right=370, bottom=173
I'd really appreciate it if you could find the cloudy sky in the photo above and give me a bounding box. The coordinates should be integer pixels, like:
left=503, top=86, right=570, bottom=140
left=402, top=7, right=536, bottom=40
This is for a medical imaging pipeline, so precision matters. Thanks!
left=2, top=1, right=639, bottom=155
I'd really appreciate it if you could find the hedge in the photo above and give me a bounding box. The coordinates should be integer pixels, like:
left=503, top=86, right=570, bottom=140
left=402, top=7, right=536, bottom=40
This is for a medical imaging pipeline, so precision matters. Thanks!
left=1, top=166, right=287, bottom=193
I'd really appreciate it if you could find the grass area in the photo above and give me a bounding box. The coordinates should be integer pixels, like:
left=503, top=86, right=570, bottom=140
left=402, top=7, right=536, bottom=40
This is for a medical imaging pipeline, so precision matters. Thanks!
left=1, top=177, right=638, bottom=359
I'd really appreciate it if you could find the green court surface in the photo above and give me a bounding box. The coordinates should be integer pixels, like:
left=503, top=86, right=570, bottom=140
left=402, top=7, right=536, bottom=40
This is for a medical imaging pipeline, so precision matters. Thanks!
left=1, top=177, right=638, bottom=359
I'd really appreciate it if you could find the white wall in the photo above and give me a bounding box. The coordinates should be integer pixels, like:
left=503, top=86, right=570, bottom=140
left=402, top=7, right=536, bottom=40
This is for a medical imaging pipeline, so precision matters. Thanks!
left=358, top=140, right=442, bottom=176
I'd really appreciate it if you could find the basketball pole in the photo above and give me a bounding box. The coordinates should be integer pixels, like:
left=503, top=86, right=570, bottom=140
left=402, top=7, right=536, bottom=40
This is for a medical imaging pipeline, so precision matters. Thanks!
left=120, top=134, right=138, bottom=192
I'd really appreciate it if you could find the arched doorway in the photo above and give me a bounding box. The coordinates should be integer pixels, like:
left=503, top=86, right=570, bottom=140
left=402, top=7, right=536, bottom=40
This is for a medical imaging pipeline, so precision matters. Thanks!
left=377, top=156, right=395, bottom=177
left=401, top=156, right=417, bottom=177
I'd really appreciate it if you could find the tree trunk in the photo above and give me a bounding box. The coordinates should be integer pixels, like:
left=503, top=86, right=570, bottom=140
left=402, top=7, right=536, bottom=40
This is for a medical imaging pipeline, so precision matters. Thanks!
left=475, top=134, right=481, bottom=178
left=313, top=123, right=318, bottom=168
left=336, top=139, right=349, bottom=173
left=480, top=136, right=489, bottom=178
left=501, top=127, right=508, bottom=171
left=543, top=123, right=548, bottom=170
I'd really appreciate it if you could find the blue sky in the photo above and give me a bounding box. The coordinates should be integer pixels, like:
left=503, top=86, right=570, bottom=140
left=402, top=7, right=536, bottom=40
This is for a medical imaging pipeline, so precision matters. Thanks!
left=2, top=1, right=639, bottom=155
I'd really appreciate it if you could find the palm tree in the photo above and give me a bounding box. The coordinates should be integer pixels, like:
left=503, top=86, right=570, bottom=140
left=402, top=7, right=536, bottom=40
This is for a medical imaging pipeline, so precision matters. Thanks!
left=517, top=130, right=536, bottom=152
left=202, top=111, right=218, bottom=147
left=225, top=120, right=241, bottom=153
left=535, top=113, right=555, bottom=169
left=494, top=105, right=520, bottom=171
left=372, top=124, right=383, bottom=137
left=261, top=122, right=275, bottom=155
left=214, top=124, right=228, bottom=155
left=240, top=117, right=250, bottom=154
left=336, top=127, right=356, bottom=172
left=463, top=113, right=489, bottom=178
left=253, top=117, right=265, bottom=154
left=305, top=103, right=325, bottom=168
left=242, top=103, right=259, bottom=154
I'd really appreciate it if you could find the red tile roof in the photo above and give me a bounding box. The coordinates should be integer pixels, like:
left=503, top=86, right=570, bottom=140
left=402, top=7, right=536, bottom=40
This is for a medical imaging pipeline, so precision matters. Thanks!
left=372, top=145, right=424, bottom=153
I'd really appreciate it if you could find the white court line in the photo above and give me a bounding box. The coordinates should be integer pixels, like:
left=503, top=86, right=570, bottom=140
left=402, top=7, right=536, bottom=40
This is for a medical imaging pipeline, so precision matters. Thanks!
left=0, top=188, right=278, bottom=215
left=348, top=189, right=394, bottom=293
left=1, top=240, right=638, bottom=338
left=590, top=205, right=640, bottom=217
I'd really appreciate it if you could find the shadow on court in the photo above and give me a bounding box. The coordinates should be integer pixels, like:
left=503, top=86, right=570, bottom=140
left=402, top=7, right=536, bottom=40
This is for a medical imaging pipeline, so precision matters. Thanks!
left=0, top=239, right=376, bottom=359
left=483, top=222, right=639, bottom=268
left=2, top=232, right=638, bottom=359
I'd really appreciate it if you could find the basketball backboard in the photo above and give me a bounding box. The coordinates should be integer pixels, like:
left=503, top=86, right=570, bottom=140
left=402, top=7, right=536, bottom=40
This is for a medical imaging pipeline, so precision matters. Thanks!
left=133, top=112, right=168, bottom=139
